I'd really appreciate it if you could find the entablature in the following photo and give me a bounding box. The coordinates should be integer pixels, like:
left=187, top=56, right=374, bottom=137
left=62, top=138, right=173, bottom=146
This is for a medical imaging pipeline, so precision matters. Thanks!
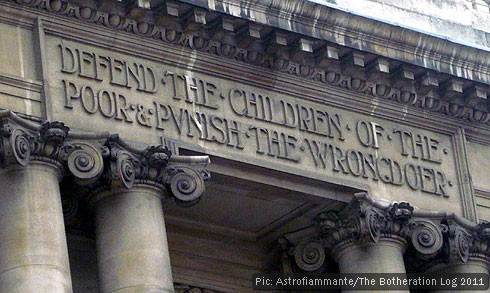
left=0, top=0, right=484, bottom=219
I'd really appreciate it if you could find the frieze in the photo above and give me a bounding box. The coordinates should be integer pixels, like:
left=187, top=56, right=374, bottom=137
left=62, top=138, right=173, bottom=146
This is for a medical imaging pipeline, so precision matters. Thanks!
left=7, top=0, right=490, bottom=126
left=42, top=35, right=472, bottom=215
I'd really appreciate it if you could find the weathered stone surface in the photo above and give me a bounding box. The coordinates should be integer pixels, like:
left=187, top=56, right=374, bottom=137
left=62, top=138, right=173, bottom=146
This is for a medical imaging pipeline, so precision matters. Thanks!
left=96, top=186, right=174, bottom=292
left=325, top=0, right=489, bottom=46
left=180, top=0, right=490, bottom=84
left=0, top=23, right=42, bottom=118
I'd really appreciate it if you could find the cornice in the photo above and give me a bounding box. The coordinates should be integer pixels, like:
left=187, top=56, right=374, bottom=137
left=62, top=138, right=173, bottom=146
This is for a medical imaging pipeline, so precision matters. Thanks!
left=182, top=0, right=490, bottom=82
left=5, top=0, right=490, bottom=129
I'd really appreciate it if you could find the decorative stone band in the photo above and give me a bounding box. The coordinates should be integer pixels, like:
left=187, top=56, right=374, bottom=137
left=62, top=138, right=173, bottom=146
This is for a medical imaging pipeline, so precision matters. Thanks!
left=7, top=0, right=490, bottom=124
left=281, top=192, right=490, bottom=273
left=0, top=110, right=211, bottom=208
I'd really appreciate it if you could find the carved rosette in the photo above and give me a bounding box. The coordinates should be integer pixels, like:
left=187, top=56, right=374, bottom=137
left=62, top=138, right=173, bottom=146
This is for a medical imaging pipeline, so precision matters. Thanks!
left=279, top=194, right=416, bottom=272
left=0, top=116, right=70, bottom=170
left=0, top=112, right=210, bottom=232
left=385, top=202, right=414, bottom=238
left=316, top=211, right=356, bottom=248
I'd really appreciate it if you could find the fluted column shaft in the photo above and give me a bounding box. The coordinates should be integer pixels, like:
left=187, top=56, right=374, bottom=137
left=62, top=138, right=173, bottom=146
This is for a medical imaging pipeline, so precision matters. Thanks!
left=0, top=162, right=72, bottom=292
left=95, top=185, right=173, bottom=293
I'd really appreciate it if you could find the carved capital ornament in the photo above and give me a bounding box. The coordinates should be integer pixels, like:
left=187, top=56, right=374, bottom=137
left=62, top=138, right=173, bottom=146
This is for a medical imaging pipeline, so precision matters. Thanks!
left=0, top=111, right=211, bottom=208
left=282, top=192, right=490, bottom=273
left=315, top=193, right=414, bottom=251
left=69, top=136, right=210, bottom=207
left=0, top=112, right=70, bottom=170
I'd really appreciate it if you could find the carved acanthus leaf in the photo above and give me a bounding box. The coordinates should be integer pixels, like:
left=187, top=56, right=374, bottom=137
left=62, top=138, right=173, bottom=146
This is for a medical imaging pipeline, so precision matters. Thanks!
left=284, top=194, right=490, bottom=273
left=316, top=195, right=414, bottom=250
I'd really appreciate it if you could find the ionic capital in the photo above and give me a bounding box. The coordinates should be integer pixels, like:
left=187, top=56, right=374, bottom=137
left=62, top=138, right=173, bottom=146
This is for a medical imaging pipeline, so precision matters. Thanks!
left=74, top=135, right=210, bottom=207
left=412, top=218, right=490, bottom=273
left=0, top=112, right=211, bottom=209
left=0, top=112, right=70, bottom=172
left=471, top=222, right=490, bottom=261
left=316, top=193, right=414, bottom=250
left=286, top=191, right=490, bottom=273
left=280, top=193, right=415, bottom=273
left=440, top=218, right=473, bottom=264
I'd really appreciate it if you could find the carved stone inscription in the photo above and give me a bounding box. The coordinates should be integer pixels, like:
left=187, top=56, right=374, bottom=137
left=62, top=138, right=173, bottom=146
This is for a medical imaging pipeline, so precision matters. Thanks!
left=46, top=38, right=463, bottom=213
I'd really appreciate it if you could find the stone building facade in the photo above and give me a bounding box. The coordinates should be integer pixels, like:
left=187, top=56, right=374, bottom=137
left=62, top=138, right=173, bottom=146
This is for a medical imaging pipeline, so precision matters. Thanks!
left=0, top=0, right=489, bottom=292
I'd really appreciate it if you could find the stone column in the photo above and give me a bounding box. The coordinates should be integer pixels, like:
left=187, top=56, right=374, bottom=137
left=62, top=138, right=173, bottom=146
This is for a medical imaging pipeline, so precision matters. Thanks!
left=0, top=118, right=72, bottom=292
left=320, top=195, right=412, bottom=293
left=285, top=194, right=415, bottom=292
left=95, top=185, right=172, bottom=292
left=430, top=258, right=490, bottom=293
left=333, top=237, right=407, bottom=274
left=334, top=238, right=408, bottom=293
left=285, top=194, right=490, bottom=292
left=317, top=196, right=413, bottom=276
left=71, top=139, right=209, bottom=293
